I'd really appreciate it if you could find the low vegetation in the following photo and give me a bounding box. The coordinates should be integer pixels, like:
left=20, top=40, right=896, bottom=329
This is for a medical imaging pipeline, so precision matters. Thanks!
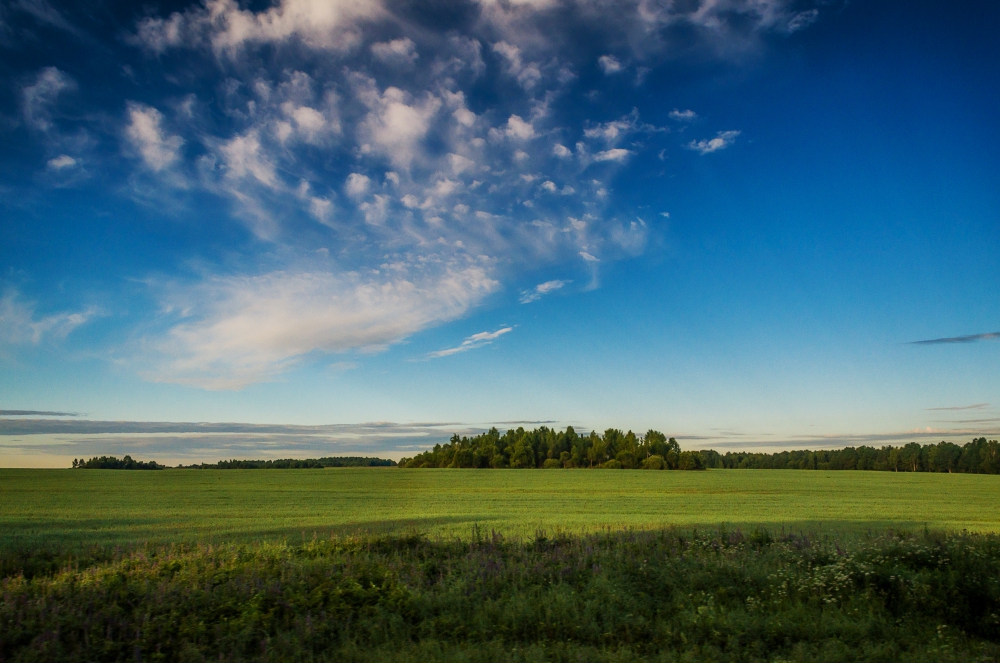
left=3, top=527, right=999, bottom=661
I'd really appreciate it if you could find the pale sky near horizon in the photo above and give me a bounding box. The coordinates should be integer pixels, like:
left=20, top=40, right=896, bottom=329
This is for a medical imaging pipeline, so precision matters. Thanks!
left=1, top=0, right=998, bottom=466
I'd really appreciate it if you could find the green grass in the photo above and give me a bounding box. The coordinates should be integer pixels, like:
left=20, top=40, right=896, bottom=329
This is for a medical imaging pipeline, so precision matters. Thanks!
left=4, top=468, right=1000, bottom=661
left=2, top=468, right=999, bottom=553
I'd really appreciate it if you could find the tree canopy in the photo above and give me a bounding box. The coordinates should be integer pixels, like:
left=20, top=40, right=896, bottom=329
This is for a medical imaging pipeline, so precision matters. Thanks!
left=398, top=426, right=699, bottom=470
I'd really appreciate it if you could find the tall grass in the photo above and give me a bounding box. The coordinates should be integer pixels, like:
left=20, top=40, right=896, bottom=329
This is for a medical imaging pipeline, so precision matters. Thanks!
left=3, top=527, right=999, bottom=661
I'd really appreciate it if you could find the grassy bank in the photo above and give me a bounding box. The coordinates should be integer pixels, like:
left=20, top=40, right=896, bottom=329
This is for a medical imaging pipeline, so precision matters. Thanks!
left=3, top=527, right=1000, bottom=662
left=2, top=469, right=1000, bottom=554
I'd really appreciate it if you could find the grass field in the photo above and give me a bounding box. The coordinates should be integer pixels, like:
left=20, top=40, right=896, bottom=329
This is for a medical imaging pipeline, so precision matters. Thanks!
left=4, top=468, right=1000, bottom=661
left=2, top=468, right=999, bottom=552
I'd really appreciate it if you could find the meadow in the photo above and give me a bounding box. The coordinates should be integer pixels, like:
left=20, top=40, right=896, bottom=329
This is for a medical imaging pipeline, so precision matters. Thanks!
left=2, top=468, right=999, bottom=553
left=3, top=468, right=1000, bottom=661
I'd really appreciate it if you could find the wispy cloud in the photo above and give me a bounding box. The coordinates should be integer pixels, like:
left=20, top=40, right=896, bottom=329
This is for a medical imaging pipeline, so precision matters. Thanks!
left=0, top=290, right=93, bottom=351
left=0, top=409, right=80, bottom=417
left=668, top=109, right=697, bottom=121
left=910, top=331, right=1000, bottom=345
left=426, top=327, right=513, bottom=359
left=926, top=403, right=990, bottom=411
left=147, top=266, right=498, bottom=389
left=520, top=279, right=571, bottom=304
left=21, top=66, right=74, bottom=132
left=687, top=130, right=740, bottom=154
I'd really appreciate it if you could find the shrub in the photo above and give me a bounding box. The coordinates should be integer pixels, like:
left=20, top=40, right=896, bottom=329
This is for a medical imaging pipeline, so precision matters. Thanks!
left=542, top=458, right=562, bottom=469
left=641, top=454, right=665, bottom=470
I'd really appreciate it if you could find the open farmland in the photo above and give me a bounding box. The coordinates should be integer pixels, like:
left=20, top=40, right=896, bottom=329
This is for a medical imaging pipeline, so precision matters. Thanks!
left=2, top=468, right=999, bottom=553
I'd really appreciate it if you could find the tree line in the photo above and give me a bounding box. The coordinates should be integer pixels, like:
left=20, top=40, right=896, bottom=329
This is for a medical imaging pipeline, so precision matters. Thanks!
left=698, top=437, right=1000, bottom=473
left=72, top=455, right=164, bottom=470
left=68, top=434, right=1000, bottom=474
left=398, top=426, right=705, bottom=469
left=70, top=456, right=395, bottom=469
left=399, top=428, right=1000, bottom=474
left=180, top=457, right=396, bottom=469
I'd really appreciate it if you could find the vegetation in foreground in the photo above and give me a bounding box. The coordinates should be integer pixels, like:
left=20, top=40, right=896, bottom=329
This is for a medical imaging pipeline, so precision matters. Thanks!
left=2, top=527, right=999, bottom=662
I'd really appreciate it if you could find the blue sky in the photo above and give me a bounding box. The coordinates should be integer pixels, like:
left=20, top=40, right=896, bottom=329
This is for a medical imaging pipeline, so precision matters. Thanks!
left=1, top=0, right=998, bottom=465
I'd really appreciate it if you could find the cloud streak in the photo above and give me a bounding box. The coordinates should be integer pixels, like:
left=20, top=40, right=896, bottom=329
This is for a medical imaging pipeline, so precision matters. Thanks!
left=426, top=327, right=513, bottom=358
left=926, top=403, right=990, bottom=411
left=687, top=130, right=740, bottom=154
left=520, top=279, right=570, bottom=304
left=910, top=331, right=1000, bottom=345
left=0, top=410, right=80, bottom=417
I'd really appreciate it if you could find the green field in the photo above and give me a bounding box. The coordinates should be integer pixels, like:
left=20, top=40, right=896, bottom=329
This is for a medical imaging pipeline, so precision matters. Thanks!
left=4, top=468, right=1000, bottom=661
left=2, top=468, right=999, bottom=551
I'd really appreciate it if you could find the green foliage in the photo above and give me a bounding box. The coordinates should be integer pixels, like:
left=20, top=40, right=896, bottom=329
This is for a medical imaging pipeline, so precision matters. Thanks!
left=399, top=427, right=692, bottom=470
left=71, top=455, right=163, bottom=470
left=2, top=529, right=1000, bottom=661
left=698, top=437, right=1000, bottom=474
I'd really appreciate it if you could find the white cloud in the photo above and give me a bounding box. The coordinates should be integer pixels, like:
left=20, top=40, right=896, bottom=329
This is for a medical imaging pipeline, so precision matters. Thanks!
left=21, top=67, right=74, bottom=132
left=358, top=85, right=441, bottom=169
left=149, top=265, right=499, bottom=388
left=687, top=130, right=740, bottom=154
left=345, top=172, right=370, bottom=197
left=111, top=0, right=813, bottom=387
left=47, top=154, right=77, bottom=170
left=598, top=54, right=622, bottom=74
left=0, top=291, right=92, bottom=350
left=125, top=102, right=184, bottom=171
left=219, top=130, right=276, bottom=186
left=371, top=37, right=418, bottom=65
left=426, top=326, right=513, bottom=358
left=668, top=108, right=697, bottom=121
left=281, top=103, right=330, bottom=142
left=504, top=114, right=534, bottom=139
left=519, top=279, right=570, bottom=303
left=492, top=41, right=541, bottom=89
left=135, top=0, right=386, bottom=55
left=593, top=148, right=630, bottom=162
left=449, top=153, right=475, bottom=175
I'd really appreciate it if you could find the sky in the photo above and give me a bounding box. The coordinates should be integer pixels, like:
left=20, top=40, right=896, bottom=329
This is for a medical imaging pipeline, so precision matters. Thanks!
left=1, top=0, right=998, bottom=466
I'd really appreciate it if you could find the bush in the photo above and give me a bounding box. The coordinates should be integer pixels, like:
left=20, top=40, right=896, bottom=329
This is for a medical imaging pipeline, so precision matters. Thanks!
left=641, top=454, right=665, bottom=470
left=542, top=458, right=562, bottom=469
left=601, top=459, right=623, bottom=469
